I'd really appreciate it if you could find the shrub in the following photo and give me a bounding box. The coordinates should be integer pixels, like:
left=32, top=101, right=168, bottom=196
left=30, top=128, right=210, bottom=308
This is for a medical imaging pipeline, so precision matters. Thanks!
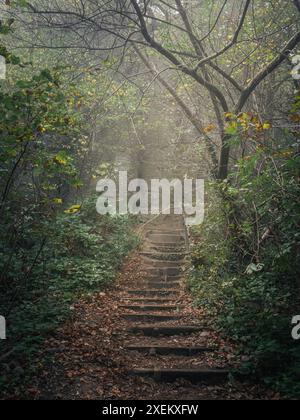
left=189, top=130, right=300, bottom=398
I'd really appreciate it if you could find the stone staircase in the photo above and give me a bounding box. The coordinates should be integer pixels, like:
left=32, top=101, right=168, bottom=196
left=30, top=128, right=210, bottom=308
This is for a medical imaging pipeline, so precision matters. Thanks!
left=119, top=215, right=229, bottom=384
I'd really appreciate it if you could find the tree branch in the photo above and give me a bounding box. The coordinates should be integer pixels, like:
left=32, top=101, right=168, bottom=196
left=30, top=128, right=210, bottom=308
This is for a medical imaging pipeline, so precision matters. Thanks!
left=130, top=0, right=229, bottom=112
left=168, top=48, right=243, bottom=91
left=199, top=0, right=228, bottom=43
left=134, top=47, right=219, bottom=172
left=172, top=0, right=243, bottom=93
left=174, top=0, right=203, bottom=57
left=236, top=30, right=300, bottom=111
left=194, top=0, right=251, bottom=70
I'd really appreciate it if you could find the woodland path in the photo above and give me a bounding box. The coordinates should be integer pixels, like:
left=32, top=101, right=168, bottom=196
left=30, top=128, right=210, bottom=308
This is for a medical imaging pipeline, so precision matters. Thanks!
left=120, top=215, right=229, bottom=384
left=32, top=216, right=274, bottom=400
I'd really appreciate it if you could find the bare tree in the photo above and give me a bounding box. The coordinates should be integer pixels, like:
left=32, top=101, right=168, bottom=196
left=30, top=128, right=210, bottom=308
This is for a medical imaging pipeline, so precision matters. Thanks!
left=9, top=0, right=300, bottom=178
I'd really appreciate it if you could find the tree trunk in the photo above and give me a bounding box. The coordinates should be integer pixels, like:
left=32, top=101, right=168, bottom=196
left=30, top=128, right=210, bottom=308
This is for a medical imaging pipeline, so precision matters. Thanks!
left=218, top=133, right=231, bottom=180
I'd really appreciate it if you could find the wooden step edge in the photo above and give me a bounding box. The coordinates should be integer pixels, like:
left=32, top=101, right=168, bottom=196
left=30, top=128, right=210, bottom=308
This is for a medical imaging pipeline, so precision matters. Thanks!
left=127, top=325, right=205, bottom=336
left=121, top=298, right=176, bottom=303
left=146, top=242, right=186, bottom=247
left=121, top=313, right=182, bottom=321
left=119, top=305, right=184, bottom=311
left=129, top=368, right=230, bottom=383
left=140, top=251, right=188, bottom=257
left=141, top=283, right=181, bottom=289
left=146, top=276, right=183, bottom=281
left=126, top=290, right=180, bottom=296
left=140, top=255, right=187, bottom=263
left=125, top=345, right=215, bottom=355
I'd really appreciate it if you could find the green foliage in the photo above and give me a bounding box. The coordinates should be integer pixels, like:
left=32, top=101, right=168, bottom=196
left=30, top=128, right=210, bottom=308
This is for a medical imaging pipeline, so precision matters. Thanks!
left=0, top=196, right=139, bottom=395
left=0, top=47, right=140, bottom=396
left=189, top=114, right=300, bottom=398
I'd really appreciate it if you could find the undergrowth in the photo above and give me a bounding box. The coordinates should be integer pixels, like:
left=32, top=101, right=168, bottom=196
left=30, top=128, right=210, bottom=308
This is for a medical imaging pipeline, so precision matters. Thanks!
left=189, top=131, right=300, bottom=398
left=0, top=196, right=139, bottom=396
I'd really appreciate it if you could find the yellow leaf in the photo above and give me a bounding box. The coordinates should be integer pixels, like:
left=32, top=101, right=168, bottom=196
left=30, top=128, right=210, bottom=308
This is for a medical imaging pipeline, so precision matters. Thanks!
left=290, top=114, right=300, bottom=123
left=203, top=123, right=216, bottom=134
left=54, top=155, right=67, bottom=165
left=262, top=122, right=272, bottom=130
left=64, top=204, right=81, bottom=214
left=237, top=112, right=249, bottom=122
left=38, top=125, right=46, bottom=133
left=53, top=198, right=63, bottom=204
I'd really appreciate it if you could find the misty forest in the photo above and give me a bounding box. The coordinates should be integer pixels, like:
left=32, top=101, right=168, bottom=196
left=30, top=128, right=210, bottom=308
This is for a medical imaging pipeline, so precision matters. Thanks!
left=0, top=0, right=300, bottom=400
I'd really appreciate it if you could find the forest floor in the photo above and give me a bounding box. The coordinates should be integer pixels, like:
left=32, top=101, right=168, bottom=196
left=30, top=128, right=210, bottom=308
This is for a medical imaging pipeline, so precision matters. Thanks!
left=22, top=217, right=279, bottom=400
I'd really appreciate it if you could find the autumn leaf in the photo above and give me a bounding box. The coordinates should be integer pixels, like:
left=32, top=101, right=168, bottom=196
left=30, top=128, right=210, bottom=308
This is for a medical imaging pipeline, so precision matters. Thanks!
left=54, top=151, right=68, bottom=165
left=225, top=121, right=238, bottom=134
left=203, top=123, right=216, bottom=133
left=290, top=114, right=300, bottom=123
left=64, top=204, right=81, bottom=214
left=262, top=122, right=272, bottom=130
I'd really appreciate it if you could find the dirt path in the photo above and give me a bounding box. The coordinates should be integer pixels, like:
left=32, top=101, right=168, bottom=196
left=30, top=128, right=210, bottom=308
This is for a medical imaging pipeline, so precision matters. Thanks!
left=31, top=216, right=275, bottom=400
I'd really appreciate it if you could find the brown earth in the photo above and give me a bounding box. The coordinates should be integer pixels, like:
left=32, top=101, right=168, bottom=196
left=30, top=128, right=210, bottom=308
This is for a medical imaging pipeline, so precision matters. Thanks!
left=25, top=216, right=278, bottom=400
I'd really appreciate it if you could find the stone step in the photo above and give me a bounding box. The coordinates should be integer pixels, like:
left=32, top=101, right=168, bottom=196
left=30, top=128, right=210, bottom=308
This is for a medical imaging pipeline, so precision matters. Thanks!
left=146, top=275, right=183, bottom=282
left=145, top=268, right=183, bottom=277
left=145, top=229, right=185, bottom=235
left=142, top=282, right=181, bottom=290
left=146, top=233, right=185, bottom=244
left=126, top=290, right=180, bottom=297
left=149, top=245, right=186, bottom=253
left=148, top=231, right=185, bottom=237
left=121, top=313, right=181, bottom=322
left=122, top=298, right=176, bottom=304
left=142, top=258, right=184, bottom=268
left=130, top=368, right=229, bottom=384
left=140, top=252, right=187, bottom=262
left=146, top=241, right=185, bottom=248
left=128, top=325, right=204, bottom=336
left=119, top=305, right=183, bottom=312
left=125, top=345, right=215, bottom=356
left=142, top=246, right=187, bottom=253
